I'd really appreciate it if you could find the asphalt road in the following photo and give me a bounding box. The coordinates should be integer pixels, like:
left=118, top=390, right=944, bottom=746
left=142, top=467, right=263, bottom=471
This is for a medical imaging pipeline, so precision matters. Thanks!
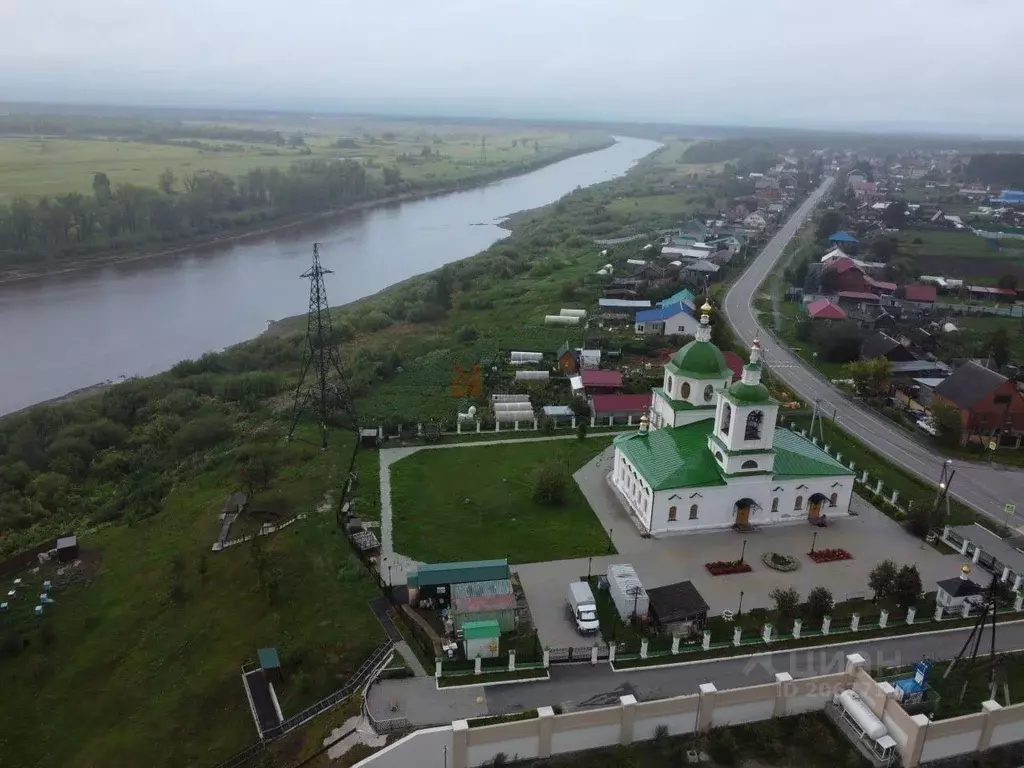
left=723, top=178, right=1024, bottom=529
left=484, top=621, right=1024, bottom=714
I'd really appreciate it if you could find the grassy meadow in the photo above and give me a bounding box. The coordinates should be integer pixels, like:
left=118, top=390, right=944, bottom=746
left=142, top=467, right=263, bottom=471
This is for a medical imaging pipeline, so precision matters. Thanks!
left=0, top=427, right=385, bottom=768
left=390, top=437, right=614, bottom=563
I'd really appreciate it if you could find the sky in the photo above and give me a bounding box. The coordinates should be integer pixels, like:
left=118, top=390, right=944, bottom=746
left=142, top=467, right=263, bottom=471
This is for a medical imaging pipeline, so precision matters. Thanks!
left=1, top=0, right=1023, bottom=135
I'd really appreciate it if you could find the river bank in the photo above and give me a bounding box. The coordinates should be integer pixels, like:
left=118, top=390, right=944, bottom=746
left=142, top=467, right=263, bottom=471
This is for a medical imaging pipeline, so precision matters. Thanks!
left=0, top=138, right=615, bottom=286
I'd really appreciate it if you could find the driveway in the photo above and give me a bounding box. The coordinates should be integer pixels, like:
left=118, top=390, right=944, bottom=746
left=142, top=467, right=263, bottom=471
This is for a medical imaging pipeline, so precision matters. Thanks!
left=722, top=178, right=1023, bottom=528
left=517, top=448, right=961, bottom=649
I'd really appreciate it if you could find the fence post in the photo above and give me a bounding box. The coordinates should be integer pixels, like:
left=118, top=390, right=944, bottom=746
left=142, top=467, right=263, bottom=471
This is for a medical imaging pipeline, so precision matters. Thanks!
left=474, top=656, right=482, bottom=675
left=879, top=610, right=889, bottom=629
left=619, top=695, right=638, bottom=746
left=702, top=631, right=711, bottom=651
left=608, top=644, right=616, bottom=664
left=671, top=634, right=680, bottom=654
left=640, top=638, right=649, bottom=659
left=571, top=415, right=577, bottom=429
left=508, top=651, right=516, bottom=671
left=774, top=672, right=793, bottom=717
left=851, top=614, right=860, bottom=632
left=875, top=479, right=884, bottom=495
left=591, top=416, right=596, bottom=428
left=792, top=619, right=802, bottom=639
left=1015, top=593, right=1023, bottom=612
left=543, top=648, right=550, bottom=668
left=697, top=683, right=718, bottom=731
left=906, top=606, right=916, bottom=625
left=591, top=645, right=599, bottom=666
left=891, top=490, right=899, bottom=506
left=456, top=421, right=462, bottom=435
left=835, top=452, right=842, bottom=463
left=861, top=470, right=869, bottom=484
left=733, top=627, right=742, bottom=646
left=822, top=616, right=831, bottom=635
left=435, top=659, right=442, bottom=678
left=537, top=706, right=555, bottom=758
left=452, top=720, right=469, bottom=768
left=934, top=605, right=943, bottom=622
left=476, top=420, right=481, bottom=434
left=762, top=623, right=773, bottom=643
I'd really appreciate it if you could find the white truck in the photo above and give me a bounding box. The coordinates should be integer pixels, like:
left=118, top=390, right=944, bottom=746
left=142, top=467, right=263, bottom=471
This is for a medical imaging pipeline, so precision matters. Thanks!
left=567, top=581, right=600, bottom=635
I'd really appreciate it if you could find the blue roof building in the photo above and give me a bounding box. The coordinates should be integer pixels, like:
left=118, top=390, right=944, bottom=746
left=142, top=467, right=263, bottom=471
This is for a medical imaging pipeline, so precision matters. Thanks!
left=990, top=189, right=1024, bottom=205
left=658, top=288, right=696, bottom=309
left=635, top=303, right=698, bottom=337
left=828, top=231, right=858, bottom=244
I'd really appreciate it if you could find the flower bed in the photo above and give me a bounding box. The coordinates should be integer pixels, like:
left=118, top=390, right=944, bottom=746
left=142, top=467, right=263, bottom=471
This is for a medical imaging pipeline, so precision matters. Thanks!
left=705, top=560, right=753, bottom=576
left=808, top=548, right=853, bottom=564
left=762, top=552, right=800, bottom=572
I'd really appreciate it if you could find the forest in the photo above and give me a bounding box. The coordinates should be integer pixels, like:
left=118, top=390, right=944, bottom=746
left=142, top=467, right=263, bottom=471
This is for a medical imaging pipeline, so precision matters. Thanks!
left=966, top=153, right=1024, bottom=188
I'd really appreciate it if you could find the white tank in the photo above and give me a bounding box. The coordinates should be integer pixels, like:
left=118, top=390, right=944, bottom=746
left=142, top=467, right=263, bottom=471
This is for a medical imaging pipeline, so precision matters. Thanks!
left=838, top=690, right=887, bottom=740
left=560, top=309, right=587, bottom=318
left=545, top=315, right=580, bottom=325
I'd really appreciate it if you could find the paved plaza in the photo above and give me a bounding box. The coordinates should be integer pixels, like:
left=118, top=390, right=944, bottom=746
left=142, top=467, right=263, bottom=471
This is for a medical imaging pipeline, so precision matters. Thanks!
left=516, top=446, right=963, bottom=649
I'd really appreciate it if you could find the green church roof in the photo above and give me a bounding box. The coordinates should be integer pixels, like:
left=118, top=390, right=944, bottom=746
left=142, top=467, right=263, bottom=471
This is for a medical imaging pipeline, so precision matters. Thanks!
left=615, top=422, right=854, bottom=491
left=727, top=369, right=772, bottom=404
left=668, top=340, right=731, bottom=380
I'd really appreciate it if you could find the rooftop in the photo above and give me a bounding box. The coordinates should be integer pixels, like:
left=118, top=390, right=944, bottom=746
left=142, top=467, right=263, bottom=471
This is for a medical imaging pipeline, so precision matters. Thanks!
left=936, top=577, right=985, bottom=599
left=580, top=370, right=624, bottom=388
left=829, top=231, right=858, bottom=243
left=647, top=581, right=710, bottom=624
left=902, top=284, right=938, bottom=303
left=598, top=298, right=652, bottom=309
left=636, top=302, right=693, bottom=323
left=807, top=298, right=847, bottom=320
left=934, top=361, right=1010, bottom=410
left=592, top=393, right=652, bottom=414
left=462, top=619, right=501, bottom=640
left=258, top=647, right=281, bottom=670
left=408, top=559, right=510, bottom=588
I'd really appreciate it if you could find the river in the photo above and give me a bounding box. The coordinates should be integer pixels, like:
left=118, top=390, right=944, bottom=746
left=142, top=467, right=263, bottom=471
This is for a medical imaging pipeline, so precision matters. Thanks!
left=0, top=136, right=660, bottom=416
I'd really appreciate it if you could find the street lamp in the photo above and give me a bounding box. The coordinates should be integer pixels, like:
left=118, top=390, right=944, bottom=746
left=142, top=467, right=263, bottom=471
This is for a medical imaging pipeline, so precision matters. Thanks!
left=811, top=531, right=818, bottom=555
left=588, top=556, right=593, bottom=580
left=738, top=590, right=745, bottom=617
left=607, top=528, right=614, bottom=554
left=740, top=539, right=748, bottom=565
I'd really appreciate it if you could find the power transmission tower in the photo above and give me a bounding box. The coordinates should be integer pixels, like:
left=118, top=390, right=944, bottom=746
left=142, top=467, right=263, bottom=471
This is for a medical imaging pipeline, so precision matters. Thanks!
left=287, top=243, right=359, bottom=449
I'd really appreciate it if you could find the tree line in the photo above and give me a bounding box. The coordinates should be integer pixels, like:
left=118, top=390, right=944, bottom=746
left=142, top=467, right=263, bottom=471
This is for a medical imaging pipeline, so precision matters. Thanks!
left=966, top=153, right=1024, bottom=188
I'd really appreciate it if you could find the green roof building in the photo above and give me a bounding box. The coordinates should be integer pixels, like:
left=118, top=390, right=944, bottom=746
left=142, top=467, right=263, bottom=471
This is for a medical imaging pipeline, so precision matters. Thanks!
left=613, top=321, right=856, bottom=536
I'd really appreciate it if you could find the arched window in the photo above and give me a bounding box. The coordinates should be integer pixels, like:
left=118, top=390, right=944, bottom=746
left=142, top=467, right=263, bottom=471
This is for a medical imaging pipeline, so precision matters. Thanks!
left=721, top=402, right=732, bottom=435
left=681, top=382, right=691, bottom=399
left=689, top=504, right=699, bottom=520
left=668, top=505, right=678, bottom=522
left=704, top=384, right=714, bottom=402
left=771, top=497, right=779, bottom=513
left=794, top=495, right=803, bottom=511
left=741, top=460, right=758, bottom=470
left=714, top=451, right=724, bottom=462
left=745, top=410, right=764, bottom=440
left=829, top=492, right=838, bottom=508
left=666, top=375, right=674, bottom=394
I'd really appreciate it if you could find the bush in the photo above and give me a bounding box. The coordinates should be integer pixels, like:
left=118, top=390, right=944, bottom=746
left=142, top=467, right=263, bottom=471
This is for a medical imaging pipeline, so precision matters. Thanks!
left=708, top=727, right=740, bottom=766
left=456, top=326, right=479, bottom=343
left=806, top=586, right=834, bottom=622
left=532, top=460, right=570, bottom=506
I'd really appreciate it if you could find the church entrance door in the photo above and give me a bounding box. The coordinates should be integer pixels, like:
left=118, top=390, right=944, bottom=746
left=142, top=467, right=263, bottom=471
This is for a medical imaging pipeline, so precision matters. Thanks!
left=735, top=503, right=751, bottom=527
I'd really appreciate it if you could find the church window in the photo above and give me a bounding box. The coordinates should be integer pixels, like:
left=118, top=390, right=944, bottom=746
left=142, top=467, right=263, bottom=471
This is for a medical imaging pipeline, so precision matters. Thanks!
left=704, top=384, right=714, bottom=402
left=741, top=460, right=758, bottom=470
left=721, top=403, right=732, bottom=435
left=666, top=375, right=674, bottom=394
left=794, top=495, right=803, bottom=510
left=771, top=497, right=779, bottom=513
left=681, top=382, right=690, bottom=398
left=829, top=492, right=838, bottom=508
left=668, top=505, right=677, bottom=522
left=745, top=410, right=764, bottom=440
left=689, top=504, right=699, bottom=520
left=714, top=451, right=723, bottom=462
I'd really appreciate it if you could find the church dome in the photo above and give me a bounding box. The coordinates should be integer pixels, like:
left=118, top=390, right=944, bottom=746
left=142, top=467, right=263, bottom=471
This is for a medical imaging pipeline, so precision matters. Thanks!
left=670, top=340, right=728, bottom=378
left=728, top=366, right=771, bottom=404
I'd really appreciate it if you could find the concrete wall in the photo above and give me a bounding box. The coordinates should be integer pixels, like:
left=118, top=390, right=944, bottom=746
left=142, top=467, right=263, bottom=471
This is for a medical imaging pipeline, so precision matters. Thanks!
left=352, top=656, right=1024, bottom=768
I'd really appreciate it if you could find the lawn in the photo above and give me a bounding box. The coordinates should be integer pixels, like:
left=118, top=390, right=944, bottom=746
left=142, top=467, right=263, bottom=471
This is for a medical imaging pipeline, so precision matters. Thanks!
left=0, top=430, right=385, bottom=768
left=390, top=437, right=615, bottom=563
left=607, top=193, right=692, bottom=215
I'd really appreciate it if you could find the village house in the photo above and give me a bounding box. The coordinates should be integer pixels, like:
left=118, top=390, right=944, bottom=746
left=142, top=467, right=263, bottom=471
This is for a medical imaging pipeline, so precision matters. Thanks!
left=932, top=361, right=1024, bottom=446
left=806, top=298, right=847, bottom=321
left=591, top=394, right=652, bottom=424
left=580, top=369, right=624, bottom=395
left=555, top=341, right=577, bottom=374
left=634, top=302, right=700, bottom=337
left=742, top=211, right=768, bottom=230
left=860, top=331, right=918, bottom=363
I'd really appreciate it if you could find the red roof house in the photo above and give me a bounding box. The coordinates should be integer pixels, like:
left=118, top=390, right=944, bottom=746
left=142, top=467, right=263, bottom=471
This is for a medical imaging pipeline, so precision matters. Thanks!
left=933, top=362, right=1024, bottom=445
left=902, top=284, right=938, bottom=303
left=823, top=257, right=869, bottom=293
left=591, top=393, right=651, bottom=417
left=864, top=276, right=897, bottom=293
left=580, top=370, right=624, bottom=390
left=807, top=299, right=848, bottom=320
left=722, top=351, right=744, bottom=382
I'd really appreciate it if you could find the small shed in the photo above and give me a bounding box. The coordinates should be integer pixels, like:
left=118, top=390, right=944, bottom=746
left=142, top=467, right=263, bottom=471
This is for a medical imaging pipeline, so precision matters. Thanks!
left=555, top=341, right=578, bottom=374
left=56, top=535, right=78, bottom=563
left=936, top=565, right=985, bottom=611
left=407, top=559, right=510, bottom=606
left=646, top=581, right=710, bottom=633
left=451, top=579, right=517, bottom=631
left=258, top=647, right=283, bottom=684
left=360, top=428, right=380, bottom=449
left=579, top=350, right=602, bottom=370
left=462, top=619, right=501, bottom=659
left=222, top=492, right=249, bottom=516
left=542, top=405, right=574, bottom=424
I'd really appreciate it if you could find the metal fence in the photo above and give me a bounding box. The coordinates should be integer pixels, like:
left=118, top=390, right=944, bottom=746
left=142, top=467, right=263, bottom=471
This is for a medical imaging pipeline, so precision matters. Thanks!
left=547, top=645, right=610, bottom=663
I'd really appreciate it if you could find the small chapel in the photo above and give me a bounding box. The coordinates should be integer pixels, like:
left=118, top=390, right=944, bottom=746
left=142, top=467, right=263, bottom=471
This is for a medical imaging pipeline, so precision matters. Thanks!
left=611, top=302, right=855, bottom=536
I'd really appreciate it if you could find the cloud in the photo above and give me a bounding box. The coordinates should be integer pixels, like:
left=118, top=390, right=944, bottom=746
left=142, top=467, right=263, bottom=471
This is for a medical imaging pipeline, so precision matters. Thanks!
left=1, top=0, right=1022, bottom=134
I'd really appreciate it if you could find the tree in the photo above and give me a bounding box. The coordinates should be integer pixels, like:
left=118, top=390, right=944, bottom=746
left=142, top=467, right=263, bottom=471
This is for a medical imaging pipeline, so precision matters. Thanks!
left=158, top=168, right=176, bottom=195
left=989, top=327, right=1012, bottom=368
left=842, top=357, right=892, bottom=396
left=870, top=237, right=897, bottom=262
left=813, top=321, right=862, bottom=363
left=769, top=586, right=801, bottom=628
left=91, top=172, right=111, bottom=203
left=532, top=460, right=570, bottom=506
left=882, top=200, right=907, bottom=229
left=382, top=165, right=402, bottom=187
left=997, top=274, right=1019, bottom=291
left=805, top=586, right=834, bottom=622
left=815, top=210, right=842, bottom=242
left=868, top=560, right=898, bottom=602
left=894, top=565, right=923, bottom=607
left=932, top=400, right=964, bottom=449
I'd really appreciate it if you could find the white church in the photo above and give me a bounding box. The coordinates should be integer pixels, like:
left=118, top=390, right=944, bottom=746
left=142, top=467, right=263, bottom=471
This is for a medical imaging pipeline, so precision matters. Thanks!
left=611, top=302, right=855, bottom=536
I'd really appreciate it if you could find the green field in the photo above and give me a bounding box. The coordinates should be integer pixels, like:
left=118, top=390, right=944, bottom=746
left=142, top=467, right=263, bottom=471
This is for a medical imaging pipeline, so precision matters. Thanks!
left=390, top=438, right=614, bottom=563
left=0, top=128, right=609, bottom=201
left=898, top=229, right=1024, bottom=259
left=0, top=430, right=385, bottom=768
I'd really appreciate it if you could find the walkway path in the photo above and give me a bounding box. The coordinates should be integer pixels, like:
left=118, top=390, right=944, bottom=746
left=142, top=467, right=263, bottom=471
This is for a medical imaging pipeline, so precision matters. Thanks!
left=369, top=597, right=429, bottom=677
left=722, top=177, right=1024, bottom=528
left=368, top=619, right=1024, bottom=726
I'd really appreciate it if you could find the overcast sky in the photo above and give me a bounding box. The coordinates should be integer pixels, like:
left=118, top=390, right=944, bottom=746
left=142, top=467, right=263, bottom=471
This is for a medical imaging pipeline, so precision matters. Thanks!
left=1, top=0, right=1022, bottom=135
